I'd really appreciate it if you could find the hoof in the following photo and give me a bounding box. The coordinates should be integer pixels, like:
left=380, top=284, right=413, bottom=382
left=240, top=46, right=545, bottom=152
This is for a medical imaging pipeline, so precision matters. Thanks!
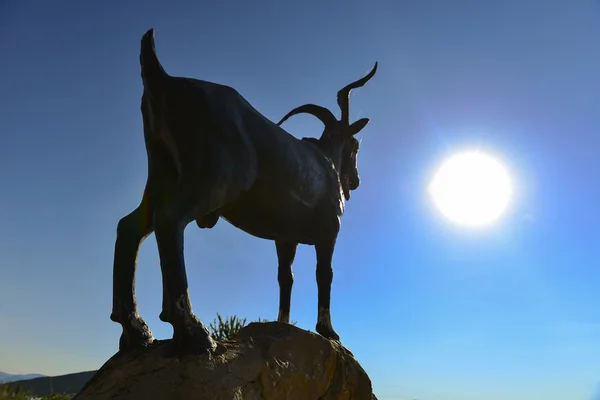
left=316, top=323, right=340, bottom=341
left=172, top=314, right=217, bottom=355
left=174, top=332, right=217, bottom=355
left=118, top=315, right=155, bottom=351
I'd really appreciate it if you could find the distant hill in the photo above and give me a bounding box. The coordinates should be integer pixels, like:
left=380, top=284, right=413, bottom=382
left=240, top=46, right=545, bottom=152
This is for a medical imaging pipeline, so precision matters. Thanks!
left=7, top=371, right=97, bottom=397
left=0, top=371, right=46, bottom=383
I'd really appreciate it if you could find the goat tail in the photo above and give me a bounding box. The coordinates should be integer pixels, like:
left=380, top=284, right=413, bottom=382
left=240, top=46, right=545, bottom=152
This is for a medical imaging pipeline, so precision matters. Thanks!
left=140, top=28, right=168, bottom=96
left=140, top=29, right=182, bottom=182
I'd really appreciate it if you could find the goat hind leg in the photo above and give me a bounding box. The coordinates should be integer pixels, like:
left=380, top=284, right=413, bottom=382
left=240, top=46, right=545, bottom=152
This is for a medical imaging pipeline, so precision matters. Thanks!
left=275, top=241, right=298, bottom=324
left=154, top=189, right=218, bottom=353
left=110, top=194, right=155, bottom=351
left=155, top=217, right=216, bottom=353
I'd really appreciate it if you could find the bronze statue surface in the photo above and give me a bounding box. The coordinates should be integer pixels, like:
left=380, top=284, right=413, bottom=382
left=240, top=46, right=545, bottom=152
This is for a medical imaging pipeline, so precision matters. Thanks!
left=110, top=28, right=377, bottom=353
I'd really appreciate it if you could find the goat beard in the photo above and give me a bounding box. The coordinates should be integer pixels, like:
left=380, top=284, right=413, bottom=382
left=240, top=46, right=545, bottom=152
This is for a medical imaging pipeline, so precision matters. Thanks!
left=342, top=175, right=351, bottom=201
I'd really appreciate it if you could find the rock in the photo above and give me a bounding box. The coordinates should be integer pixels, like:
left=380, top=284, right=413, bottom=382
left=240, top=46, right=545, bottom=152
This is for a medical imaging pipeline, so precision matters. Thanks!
left=74, top=322, right=376, bottom=400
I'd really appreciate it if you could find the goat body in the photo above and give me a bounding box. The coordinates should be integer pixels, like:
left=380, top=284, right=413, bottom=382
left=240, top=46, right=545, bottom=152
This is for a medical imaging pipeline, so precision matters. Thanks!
left=110, top=28, right=376, bottom=353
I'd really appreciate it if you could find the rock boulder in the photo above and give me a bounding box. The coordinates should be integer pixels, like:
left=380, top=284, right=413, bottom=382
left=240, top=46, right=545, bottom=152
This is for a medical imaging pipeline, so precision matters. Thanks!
left=74, top=322, right=376, bottom=400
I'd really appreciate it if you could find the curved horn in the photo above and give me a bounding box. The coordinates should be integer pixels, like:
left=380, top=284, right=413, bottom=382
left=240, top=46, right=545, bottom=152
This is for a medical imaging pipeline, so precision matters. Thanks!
left=336, top=62, right=378, bottom=124
left=276, top=104, right=337, bottom=127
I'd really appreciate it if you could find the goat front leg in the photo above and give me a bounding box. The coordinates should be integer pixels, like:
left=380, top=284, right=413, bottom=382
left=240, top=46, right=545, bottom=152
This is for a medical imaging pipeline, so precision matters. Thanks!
left=154, top=210, right=216, bottom=354
left=275, top=241, right=298, bottom=324
left=110, top=193, right=155, bottom=351
left=314, top=239, right=340, bottom=341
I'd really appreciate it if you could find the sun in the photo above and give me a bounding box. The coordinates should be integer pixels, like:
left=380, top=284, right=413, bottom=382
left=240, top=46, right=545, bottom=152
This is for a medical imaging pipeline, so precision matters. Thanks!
left=428, top=151, right=513, bottom=227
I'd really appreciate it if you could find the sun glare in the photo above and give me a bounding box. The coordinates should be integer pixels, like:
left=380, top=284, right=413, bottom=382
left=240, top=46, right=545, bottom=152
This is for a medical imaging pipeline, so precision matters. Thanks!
left=428, top=151, right=513, bottom=227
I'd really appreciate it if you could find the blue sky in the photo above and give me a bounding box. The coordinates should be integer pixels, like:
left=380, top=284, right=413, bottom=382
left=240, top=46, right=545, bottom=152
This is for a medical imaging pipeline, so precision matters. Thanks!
left=1, top=1, right=600, bottom=399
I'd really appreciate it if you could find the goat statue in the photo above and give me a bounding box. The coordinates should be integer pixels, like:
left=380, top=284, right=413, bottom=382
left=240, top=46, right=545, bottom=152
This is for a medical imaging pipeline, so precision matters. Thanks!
left=110, top=28, right=377, bottom=353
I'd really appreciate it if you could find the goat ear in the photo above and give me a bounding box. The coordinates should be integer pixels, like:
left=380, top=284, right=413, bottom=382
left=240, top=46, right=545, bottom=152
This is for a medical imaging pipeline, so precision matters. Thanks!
left=348, top=118, right=369, bottom=137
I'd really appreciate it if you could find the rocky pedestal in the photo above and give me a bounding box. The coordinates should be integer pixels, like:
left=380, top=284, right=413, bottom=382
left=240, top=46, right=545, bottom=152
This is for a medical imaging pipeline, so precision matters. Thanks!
left=74, top=322, right=377, bottom=400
